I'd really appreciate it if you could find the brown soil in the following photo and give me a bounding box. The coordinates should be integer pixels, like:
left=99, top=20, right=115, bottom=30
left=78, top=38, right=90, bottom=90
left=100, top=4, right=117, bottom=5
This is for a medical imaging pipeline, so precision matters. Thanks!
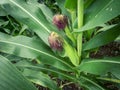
left=90, top=42, right=120, bottom=58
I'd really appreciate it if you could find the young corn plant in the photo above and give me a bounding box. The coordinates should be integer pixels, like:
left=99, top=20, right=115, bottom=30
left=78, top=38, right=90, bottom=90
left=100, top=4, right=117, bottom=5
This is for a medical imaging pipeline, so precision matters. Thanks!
left=0, top=0, right=120, bottom=90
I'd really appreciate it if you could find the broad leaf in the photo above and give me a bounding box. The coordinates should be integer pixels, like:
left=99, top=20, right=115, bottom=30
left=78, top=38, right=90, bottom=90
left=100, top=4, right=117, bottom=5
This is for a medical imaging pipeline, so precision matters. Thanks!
left=83, top=23, right=120, bottom=51
left=0, top=55, right=37, bottom=90
left=0, top=0, right=57, bottom=45
left=0, top=32, right=74, bottom=71
left=77, top=57, right=120, bottom=77
left=75, top=0, right=120, bottom=32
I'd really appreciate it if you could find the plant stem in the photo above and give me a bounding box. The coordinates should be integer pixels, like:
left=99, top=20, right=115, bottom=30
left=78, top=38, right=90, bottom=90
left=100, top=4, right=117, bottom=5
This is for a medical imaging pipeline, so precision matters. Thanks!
left=77, top=0, right=84, bottom=62
left=60, top=82, right=73, bottom=88
left=97, top=77, right=120, bottom=83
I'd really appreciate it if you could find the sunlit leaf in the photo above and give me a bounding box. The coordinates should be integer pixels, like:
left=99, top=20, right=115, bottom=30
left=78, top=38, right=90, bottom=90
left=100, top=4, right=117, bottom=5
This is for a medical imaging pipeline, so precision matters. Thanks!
left=0, top=32, right=74, bottom=71
left=75, top=0, right=120, bottom=32
left=0, top=0, right=57, bottom=45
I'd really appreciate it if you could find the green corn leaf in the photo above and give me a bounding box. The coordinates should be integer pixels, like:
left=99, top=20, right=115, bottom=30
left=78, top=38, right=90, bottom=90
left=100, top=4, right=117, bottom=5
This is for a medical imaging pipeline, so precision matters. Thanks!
left=0, top=32, right=74, bottom=71
left=97, top=77, right=120, bottom=84
left=0, top=55, right=37, bottom=90
left=64, top=0, right=77, bottom=23
left=75, top=0, right=120, bottom=32
left=63, top=41, right=79, bottom=66
left=64, top=0, right=77, bottom=12
left=0, top=5, right=7, bottom=16
left=55, top=0, right=65, bottom=11
left=79, top=76, right=105, bottom=90
left=22, top=69, right=60, bottom=90
left=0, top=0, right=57, bottom=45
left=17, top=60, right=102, bottom=90
left=77, top=57, right=120, bottom=76
left=84, top=0, right=95, bottom=9
left=83, top=23, right=120, bottom=51
left=27, top=0, right=53, bottom=22
left=55, top=0, right=70, bottom=18
left=16, top=60, right=77, bottom=82
left=25, top=0, right=53, bottom=23
left=19, top=62, right=105, bottom=90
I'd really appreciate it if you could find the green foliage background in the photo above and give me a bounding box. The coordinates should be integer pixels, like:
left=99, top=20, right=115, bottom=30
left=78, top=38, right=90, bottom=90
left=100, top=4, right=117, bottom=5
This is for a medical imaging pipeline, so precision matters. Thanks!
left=0, top=0, right=120, bottom=90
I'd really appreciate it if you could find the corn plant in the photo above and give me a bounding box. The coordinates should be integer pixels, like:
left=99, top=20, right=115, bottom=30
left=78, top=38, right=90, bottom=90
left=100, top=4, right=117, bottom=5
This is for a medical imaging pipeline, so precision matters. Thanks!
left=0, top=0, right=120, bottom=90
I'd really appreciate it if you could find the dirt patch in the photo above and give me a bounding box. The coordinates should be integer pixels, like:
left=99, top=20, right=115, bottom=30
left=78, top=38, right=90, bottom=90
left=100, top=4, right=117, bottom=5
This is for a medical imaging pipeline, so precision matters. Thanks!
left=90, top=42, right=120, bottom=58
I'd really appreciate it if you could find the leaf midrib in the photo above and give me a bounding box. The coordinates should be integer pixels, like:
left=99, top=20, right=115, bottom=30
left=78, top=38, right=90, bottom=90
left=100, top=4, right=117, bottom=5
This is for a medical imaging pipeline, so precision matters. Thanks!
left=83, top=60, right=120, bottom=64
left=81, top=76, right=105, bottom=90
left=0, top=40, right=73, bottom=70
left=9, top=0, right=50, bottom=33
left=88, top=0, right=114, bottom=20
left=17, top=64, right=76, bottom=81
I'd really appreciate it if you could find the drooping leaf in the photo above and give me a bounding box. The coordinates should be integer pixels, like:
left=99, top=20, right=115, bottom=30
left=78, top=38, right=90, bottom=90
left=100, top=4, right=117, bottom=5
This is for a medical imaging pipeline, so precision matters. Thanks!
left=0, top=0, right=57, bottom=45
left=77, top=57, right=120, bottom=77
left=22, top=69, right=60, bottom=90
left=83, top=23, right=120, bottom=51
left=0, top=32, right=74, bottom=71
left=55, top=0, right=70, bottom=17
left=0, top=55, right=37, bottom=90
left=75, top=0, right=120, bottom=32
